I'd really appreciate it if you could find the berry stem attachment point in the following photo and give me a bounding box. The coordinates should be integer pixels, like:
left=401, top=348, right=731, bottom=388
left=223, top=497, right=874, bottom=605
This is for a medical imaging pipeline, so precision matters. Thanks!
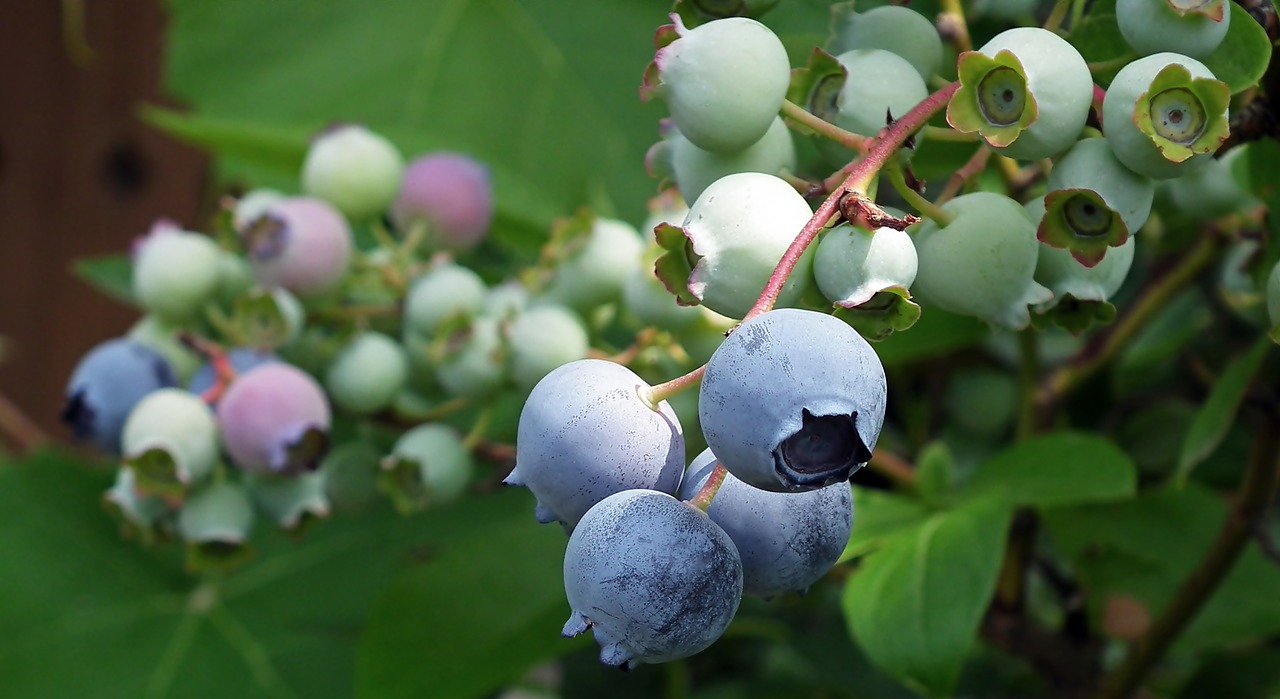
left=747, top=82, right=960, bottom=320
left=643, top=364, right=706, bottom=409
left=780, top=99, right=867, bottom=151
left=687, top=462, right=728, bottom=512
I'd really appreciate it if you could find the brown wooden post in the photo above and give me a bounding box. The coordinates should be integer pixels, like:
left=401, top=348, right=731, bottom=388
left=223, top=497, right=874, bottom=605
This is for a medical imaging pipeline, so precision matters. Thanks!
left=0, top=1, right=208, bottom=447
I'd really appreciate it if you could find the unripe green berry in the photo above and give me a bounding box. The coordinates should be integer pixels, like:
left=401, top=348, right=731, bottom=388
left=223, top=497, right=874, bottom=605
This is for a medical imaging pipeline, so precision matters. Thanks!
left=302, top=124, right=404, bottom=220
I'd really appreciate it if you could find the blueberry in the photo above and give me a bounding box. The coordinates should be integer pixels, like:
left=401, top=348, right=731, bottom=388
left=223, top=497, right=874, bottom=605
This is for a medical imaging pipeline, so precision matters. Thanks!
left=642, top=15, right=791, bottom=153
left=302, top=124, right=404, bottom=220
left=131, top=221, right=224, bottom=323
left=562, top=489, right=742, bottom=668
left=121, top=387, right=221, bottom=486
left=241, top=196, right=353, bottom=296
left=216, top=363, right=331, bottom=475
left=679, top=448, right=853, bottom=598
left=1102, top=53, right=1230, bottom=180
left=1117, top=0, right=1230, bottom=59
left=62, top=338, right=178, bottom=454
left=403, top=262, right=488, bottom=337
left=325, top=331, right=409, bottom=415
left=504, top=304, right=590, bottom=392
left=508, top=359, right=685, bottom=529
left=828, top=4, right=943, bottom=81
left=391, top=152, right=494, bottom=251
left=699, top=309, right=885, bottom=492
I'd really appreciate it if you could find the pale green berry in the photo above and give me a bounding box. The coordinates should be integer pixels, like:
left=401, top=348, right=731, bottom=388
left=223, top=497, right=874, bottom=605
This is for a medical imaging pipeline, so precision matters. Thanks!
left=302, top=124, right=404, bottom=220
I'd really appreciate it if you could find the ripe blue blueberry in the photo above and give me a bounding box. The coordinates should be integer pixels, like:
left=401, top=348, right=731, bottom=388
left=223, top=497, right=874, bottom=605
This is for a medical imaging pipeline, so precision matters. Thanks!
left=562, top=489, right=742, bottom=669
left=62, top=338, right=178, bottom=454
left=679, top=448, right=853, bottom=598
left=508, top=359, right=685, bottom=529
left=699, top=309, right=886, bottom=492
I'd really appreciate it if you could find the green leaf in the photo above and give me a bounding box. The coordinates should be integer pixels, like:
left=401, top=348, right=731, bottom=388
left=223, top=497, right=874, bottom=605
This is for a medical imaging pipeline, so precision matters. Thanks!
left=1066, top=12, right=1131, bottom=86
left=72, top=254, right=134, bottom=306
left=842, top=498, right=1012, bottom=697
left=960, top=431, right=1137, bottom=507
left=163, top=0, right=665, bottom=225
left=839, top=486, right=932, bottom=562
left=915, top=442, right=957, bottom=504
left=1044, top=484, right=1280, bottom=651
left=1201, top=1, right=1273, bottom=94
left=875, top=308, right=990, bottom=367
left=0, top=448, right=559, bottom=698
left=355, top=502, right=580, bottom=699
left=1176, top=337, right=1271, bottom=483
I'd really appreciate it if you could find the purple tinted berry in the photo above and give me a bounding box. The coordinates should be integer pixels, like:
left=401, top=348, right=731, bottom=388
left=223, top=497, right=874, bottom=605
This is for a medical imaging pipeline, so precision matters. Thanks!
left=391, top=152, right=494, bottom=251
left=562, top=489, right=742, bottom=669
left=61, top=338, right=177, bottom=454
left=216, top=363, right=331, bottom=474
left=187, top=348, right=277, bottom=396
left=679, top=448, right=853, bottom=598
left=241, top=196, right=353, bottom=296
left=508, top=359, right=685, bottom=529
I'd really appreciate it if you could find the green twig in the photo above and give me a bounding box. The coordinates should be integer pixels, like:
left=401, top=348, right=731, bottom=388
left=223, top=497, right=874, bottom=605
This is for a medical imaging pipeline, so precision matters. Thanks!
left=886, top=164, right=953, bottom=226
left=781, top=99, right=866, bottom=150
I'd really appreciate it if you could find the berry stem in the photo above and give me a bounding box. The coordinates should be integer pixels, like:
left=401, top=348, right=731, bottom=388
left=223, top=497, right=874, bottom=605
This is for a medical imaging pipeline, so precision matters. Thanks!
left=885, top=164, right=953, bottom=226
left=687, top=462, right=728, bottom=512
left=744, top=82, right=960, bottom=320
left=644, top=364, right=706, bottom=407
left=779, top=99, right=867, bottom=150
left=179, top=333, right=238, bottom=405
left=1096, top=405, right=1280, bottom=699
left=938, top=0, right=973, bottom=53
left=868, top=447, right=917, bottom=490
left=937, top=145, right=992, bottom=204
left=462, top=406, right=492, bottom=450
left=1043, top=0, right=1072, bottom=32
left=1015, top=328, right=1040, bottom=441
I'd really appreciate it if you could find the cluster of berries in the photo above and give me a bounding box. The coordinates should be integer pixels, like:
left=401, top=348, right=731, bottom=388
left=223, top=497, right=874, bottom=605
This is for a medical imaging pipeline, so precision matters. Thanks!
left=58, top=0, right=1277, bottom=681
left=502, top=0, right=1270, bottom=671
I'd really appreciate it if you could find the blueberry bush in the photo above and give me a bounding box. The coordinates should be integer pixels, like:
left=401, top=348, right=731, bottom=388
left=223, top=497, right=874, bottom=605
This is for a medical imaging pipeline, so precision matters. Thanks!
left=6, top=0, right=1280, bottom=697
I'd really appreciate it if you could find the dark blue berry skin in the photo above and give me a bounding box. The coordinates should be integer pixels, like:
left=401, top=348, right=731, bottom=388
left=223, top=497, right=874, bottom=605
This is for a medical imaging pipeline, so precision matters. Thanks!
left=562, top=489, right=742, bottom=669
left=61, top=338, right=177, bottom=454
left=187, top=348, right=278, bottom=395
left=699, top=309, right=886, bottom=492
left=679, top=448, right=852, bottom=598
